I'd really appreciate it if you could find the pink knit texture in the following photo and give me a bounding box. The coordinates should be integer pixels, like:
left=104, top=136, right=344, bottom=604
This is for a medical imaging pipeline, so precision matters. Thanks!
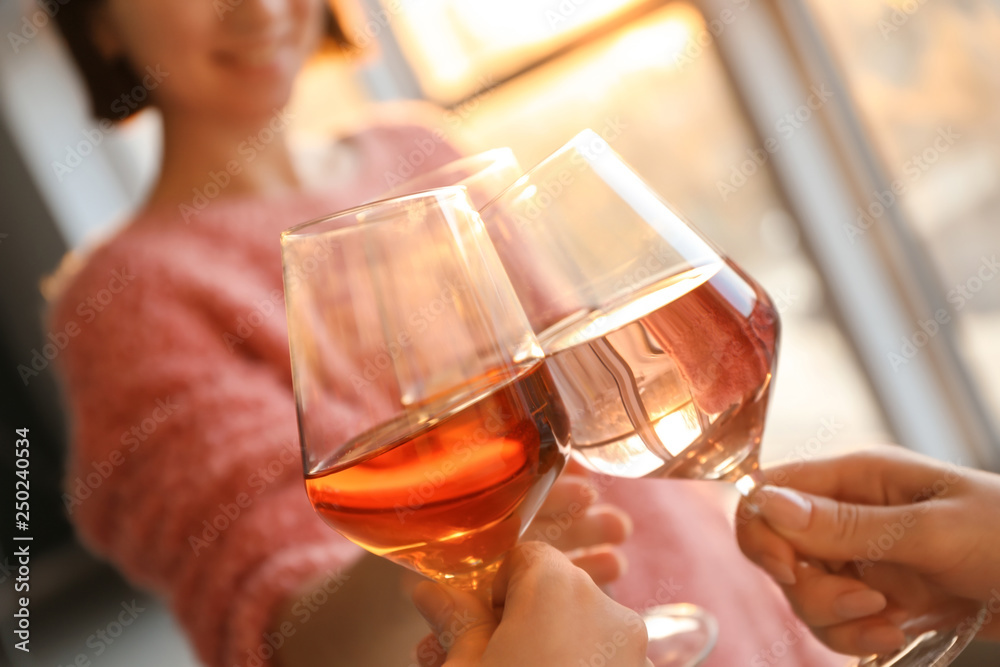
left=52, top=118, right=841, bottom=667
left=52, top=121, right=464, bottom=667
left=604, top=480, right=842, bottom=667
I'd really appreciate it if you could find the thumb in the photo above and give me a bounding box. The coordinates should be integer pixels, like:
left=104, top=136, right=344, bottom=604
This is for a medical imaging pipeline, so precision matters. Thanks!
left=412, top=582, right=497, bottom=666
left=755, top=485, right=929, bottom=567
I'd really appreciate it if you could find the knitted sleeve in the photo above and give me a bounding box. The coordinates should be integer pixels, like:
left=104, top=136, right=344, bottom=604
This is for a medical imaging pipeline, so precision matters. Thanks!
left=52, top=236, right=362, bottom=667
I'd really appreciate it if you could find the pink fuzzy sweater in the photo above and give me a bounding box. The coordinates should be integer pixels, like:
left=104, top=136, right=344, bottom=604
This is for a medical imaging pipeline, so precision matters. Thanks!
left=52, top=120, right=841, bottom=667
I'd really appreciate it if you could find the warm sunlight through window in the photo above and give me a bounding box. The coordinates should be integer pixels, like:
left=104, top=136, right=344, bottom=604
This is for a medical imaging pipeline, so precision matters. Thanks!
left=386, top=0, right=653, bottom=102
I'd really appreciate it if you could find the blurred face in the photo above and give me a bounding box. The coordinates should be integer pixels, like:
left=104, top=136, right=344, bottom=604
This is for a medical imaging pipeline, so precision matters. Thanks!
left=96, top=0, right=325, bottom=121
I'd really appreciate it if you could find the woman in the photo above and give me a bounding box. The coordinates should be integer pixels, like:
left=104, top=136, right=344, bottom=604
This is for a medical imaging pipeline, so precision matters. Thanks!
left=49, top=1, right=839, bottom=665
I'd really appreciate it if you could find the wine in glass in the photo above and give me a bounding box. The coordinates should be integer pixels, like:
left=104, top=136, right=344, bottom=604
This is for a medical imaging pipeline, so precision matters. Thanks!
left=392, top=147, right=721, bottom=667
left=475, top=130, right=775, bottom=490
left=477, top=129, right=985, bottom=666
left=281, top=187, right=569, bottom=596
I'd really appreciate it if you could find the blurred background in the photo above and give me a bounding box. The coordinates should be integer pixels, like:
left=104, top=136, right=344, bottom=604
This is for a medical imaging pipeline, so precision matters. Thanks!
left=1, top=0, right=998, bottom=664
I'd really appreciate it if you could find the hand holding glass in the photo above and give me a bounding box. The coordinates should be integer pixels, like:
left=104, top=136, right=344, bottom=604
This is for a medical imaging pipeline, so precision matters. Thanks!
left=477, top=129, right=984, bottom=667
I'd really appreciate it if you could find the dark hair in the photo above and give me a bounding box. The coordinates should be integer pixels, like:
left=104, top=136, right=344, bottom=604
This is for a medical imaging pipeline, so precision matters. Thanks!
left=54, top=2, right=355, bottom=123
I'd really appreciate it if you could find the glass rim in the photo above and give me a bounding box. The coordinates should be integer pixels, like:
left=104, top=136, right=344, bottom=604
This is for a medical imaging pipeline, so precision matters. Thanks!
left=411, top=146, right=517, bottom=179
left=280, top=185, right=473, bottom=242
left=480, top=128, right=603, bottom=213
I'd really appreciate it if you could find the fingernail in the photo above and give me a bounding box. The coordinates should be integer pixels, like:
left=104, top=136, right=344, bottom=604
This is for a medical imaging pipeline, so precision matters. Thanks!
left=611, top=547, right=629, bottom=577
left=581, top=483, right=600, bottom=504
left=858, top=625, right=906, bottom=654
left=760, top=555, right=797, bottom=585
left=758, top=486, right=812, bottom=532
left=413, top=582, right=454, bottom=629
left=834, top=590, right=888, bottom=621
left=615, top=508, right=634, bottom=539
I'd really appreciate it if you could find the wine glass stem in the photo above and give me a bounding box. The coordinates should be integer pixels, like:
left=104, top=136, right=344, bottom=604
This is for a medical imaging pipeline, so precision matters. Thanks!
left=436, top=561, right=502, bottom=607
left=850, top=601, right=989, bottom=667
left=734, top=467, right=768, bottom=506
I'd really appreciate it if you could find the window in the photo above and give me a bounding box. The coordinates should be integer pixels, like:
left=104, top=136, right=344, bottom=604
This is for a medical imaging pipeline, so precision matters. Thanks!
left=350, top=0, right=999, bottom=466
left=806, top=0, right=1000, bottom=440
left=368, top=0, right=655, bottom=102
left=379, top=2, right=892, bottom=464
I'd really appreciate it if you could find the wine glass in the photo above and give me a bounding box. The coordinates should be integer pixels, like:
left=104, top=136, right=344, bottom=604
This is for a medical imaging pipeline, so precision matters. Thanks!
left=644, top=604, right=718, bottom=667
left=476, top=129, right=986, bottom=666
left=281, top=187, right=570, bottom=599
left=391, top=148, right=719, bottom=667
left=385, top=146, right=522, bottom=208
left=476, top=130, right=775, bottom=488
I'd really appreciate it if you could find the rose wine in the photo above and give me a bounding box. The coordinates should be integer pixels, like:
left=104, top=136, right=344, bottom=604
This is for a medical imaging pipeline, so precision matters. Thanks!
left=540, top=261, right=778, bottom=482
left=305, top=361, right=569, bottom=588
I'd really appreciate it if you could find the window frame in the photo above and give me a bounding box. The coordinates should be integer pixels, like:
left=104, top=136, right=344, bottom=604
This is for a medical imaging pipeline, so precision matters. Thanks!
left=360, top=0, right=1000, bottom=468
left=701, top=0, right=1000, bottom=468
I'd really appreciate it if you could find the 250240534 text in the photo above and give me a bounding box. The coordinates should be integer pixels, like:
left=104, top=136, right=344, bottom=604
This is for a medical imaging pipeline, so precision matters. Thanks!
left=13, top=427, right=31, bottom=652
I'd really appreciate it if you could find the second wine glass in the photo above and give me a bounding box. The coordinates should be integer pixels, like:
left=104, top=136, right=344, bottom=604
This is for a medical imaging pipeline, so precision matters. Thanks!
left=477, top=128, right=983, bottom=667
left=479, top=129, right=778, bottom=490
